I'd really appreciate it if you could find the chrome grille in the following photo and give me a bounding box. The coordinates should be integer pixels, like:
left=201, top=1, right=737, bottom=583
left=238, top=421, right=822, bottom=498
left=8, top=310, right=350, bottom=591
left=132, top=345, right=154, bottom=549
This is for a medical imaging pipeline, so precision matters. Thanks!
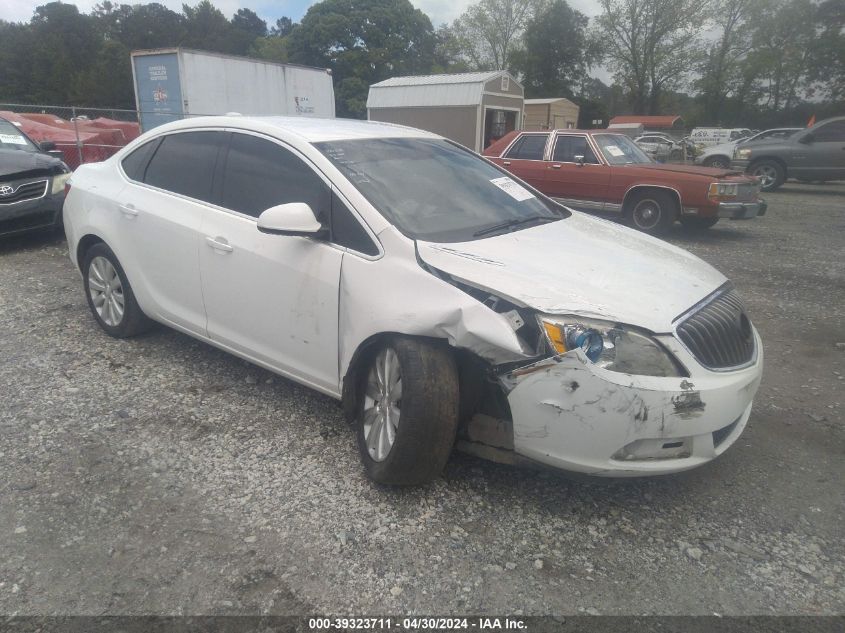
left=736, top=183, right=759, bottom=201
left=676, top=289, right=755, bottom=369
left=0, top=179, right=48, bottom=205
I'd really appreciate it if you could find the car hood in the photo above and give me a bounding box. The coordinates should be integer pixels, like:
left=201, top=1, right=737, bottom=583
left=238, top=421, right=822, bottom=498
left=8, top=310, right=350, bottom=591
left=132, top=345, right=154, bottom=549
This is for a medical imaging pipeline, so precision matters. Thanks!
left=417, top=213, right=726, bottom=333
left=0, top=148, right=64, bottom=179
left=630, top=162, right=746, bottom=179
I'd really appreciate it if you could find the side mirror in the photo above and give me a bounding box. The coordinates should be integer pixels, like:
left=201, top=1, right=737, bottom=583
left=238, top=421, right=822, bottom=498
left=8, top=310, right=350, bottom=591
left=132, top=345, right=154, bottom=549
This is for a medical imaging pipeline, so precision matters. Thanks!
left=257, top=203, right=327, bottom=238
left=39, top=140, right=56, bottom=152
left=798, top=132, right=814, bottom=144
left=574, top=154, right=585, bottom=166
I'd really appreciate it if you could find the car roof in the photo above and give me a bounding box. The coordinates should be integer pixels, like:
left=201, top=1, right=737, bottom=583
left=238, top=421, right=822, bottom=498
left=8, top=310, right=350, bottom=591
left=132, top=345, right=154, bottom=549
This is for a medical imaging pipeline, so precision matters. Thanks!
left=146, top=115, right=441, bottom=144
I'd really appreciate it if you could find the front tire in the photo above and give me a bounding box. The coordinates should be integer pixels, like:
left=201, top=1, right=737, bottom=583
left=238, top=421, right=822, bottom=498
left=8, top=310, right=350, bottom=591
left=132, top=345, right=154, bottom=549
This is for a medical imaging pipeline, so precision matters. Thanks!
left=749, top=160, right=785, bottom=192
left=625, top=190, right=677, bottom=235
left=355, top=337, right=459, bottom=485
left=82, top=243, right=152, bottom=338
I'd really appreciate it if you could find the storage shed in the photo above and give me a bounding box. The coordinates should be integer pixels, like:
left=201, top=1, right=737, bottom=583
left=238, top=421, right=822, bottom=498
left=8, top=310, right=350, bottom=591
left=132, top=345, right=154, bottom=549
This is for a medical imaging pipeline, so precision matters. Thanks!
left=367, top=71, right=524, bottom=152
left=524, top=98, right=580, bottom=130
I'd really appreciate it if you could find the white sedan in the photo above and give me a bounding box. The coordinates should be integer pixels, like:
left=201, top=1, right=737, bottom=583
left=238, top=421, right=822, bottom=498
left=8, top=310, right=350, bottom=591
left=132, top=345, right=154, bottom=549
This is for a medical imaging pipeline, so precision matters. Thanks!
left=63, top=116, right=763, bottom=484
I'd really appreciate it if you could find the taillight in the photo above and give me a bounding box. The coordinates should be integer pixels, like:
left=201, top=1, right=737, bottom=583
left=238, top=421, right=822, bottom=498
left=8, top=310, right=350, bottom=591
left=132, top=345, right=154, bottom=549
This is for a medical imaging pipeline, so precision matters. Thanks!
left=64, top=182, right=72, bottom=196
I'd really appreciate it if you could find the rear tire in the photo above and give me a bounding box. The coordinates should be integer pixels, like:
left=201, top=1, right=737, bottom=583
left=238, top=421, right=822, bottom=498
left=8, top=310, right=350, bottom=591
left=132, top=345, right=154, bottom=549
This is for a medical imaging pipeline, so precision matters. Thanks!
left=355, top=337, right=459, bottom=485
left=749, top=160, right=785, bottom=192
left=82, top=243, right=152, bottom=338
left=625, top=190, right=677, bottom=235
left=680, top=216, right=719, bottom=230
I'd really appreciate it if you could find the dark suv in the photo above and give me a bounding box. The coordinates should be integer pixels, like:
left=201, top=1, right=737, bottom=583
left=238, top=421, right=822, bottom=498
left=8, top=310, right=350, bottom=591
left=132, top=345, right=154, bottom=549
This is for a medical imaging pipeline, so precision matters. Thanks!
left=0, top=116, right=71, bottom=237
left=731, top=116, right=845, bottom=191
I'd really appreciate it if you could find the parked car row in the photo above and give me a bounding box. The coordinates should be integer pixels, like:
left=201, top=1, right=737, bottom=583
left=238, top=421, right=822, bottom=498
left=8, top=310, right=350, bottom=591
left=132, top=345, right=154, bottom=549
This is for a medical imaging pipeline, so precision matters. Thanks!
left=60, top=115, right=764, bottom=485
left=731, top=116, right=845, bottom=191
left=483, top=128, right=765, bottom=234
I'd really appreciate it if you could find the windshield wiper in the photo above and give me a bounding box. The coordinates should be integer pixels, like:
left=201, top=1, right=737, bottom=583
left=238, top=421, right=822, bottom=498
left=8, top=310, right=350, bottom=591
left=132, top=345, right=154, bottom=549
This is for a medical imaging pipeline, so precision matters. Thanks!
left=472, top=215, right=557, bottom=238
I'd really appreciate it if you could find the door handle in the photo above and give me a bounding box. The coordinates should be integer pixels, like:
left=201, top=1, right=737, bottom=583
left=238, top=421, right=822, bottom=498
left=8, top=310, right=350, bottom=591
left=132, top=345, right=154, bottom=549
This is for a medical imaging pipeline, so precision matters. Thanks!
left=119, top=203, right=138, bottom=218
left=205, top=236, right=233, bottom=253
left=550, top=164, right=562, bottom=169
left=503, top=160, right=511, bottom=166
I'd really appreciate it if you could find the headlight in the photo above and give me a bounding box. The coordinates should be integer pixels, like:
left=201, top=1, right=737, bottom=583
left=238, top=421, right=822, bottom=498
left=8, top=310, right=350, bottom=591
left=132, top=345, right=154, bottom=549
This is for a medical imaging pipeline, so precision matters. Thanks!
left=51, top=172, right=71, bottom=195
left=539, top=316, right=682, bottom=377
left=735, top=148, right=752, bottom=160
left=708, top=182, right=738, bottom=201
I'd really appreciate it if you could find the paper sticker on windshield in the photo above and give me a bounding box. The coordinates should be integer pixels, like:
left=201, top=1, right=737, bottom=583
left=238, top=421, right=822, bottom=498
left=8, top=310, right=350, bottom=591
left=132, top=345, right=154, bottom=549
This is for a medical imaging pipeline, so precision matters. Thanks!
left=605, top=145, right=624, bottom=157
left=490, top=177, right=534, bottom=202
left=0, top=133, right=27, bottom=145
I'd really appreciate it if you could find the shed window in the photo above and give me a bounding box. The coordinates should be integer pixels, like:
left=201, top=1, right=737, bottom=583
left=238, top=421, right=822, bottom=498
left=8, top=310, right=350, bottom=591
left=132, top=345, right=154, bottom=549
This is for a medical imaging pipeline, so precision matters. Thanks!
left=501, top=76, right=510, bottom=92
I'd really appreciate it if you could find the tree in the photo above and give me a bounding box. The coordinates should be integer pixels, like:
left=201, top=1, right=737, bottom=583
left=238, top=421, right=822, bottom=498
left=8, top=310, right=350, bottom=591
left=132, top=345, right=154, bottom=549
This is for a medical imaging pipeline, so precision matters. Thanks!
left=451, top=0, right=549, bottom=71
left=271, top=17, right=295, bottom=37
left=595, top=0, right=709, bottom=114
left=432, top=24, right=472, bottom=73
left=182, top=0, right=237, bottom=53
left=807, top=0, right=844, bottom=101
left=696, top=0, right=758, bottom=122
left=287, top=0, right=436, bottom=118
left=741, top=0, right=815, bottom=111
left=512, top=0, right=596, bottom=98
left=112, top=3, right=185, bottom=51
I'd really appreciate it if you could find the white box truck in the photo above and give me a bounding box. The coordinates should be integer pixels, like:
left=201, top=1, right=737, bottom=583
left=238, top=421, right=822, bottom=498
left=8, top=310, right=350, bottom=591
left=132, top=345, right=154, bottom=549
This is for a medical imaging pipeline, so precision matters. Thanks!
left=131, top=48, right=335, bottom=132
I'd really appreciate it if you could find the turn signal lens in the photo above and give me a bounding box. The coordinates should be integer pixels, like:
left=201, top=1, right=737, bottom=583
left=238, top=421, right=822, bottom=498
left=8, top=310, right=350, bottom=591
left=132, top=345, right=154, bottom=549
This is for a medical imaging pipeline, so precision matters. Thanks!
left=543, top=322, right=567, bottom=354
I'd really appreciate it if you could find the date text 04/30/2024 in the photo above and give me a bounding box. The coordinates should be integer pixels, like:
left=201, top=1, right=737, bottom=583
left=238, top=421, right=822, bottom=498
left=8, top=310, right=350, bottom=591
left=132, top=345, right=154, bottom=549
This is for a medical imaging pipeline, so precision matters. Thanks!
left=308, top=617, right=527, bottom=630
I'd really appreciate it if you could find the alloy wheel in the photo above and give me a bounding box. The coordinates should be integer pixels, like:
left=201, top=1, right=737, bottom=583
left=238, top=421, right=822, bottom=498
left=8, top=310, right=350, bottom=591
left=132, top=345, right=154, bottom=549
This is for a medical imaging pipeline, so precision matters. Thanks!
left=753, top=165, right=777, bottom=189
left=362, top=348, right=403, bottom=462
left=88, top=256, right=125, bottom=327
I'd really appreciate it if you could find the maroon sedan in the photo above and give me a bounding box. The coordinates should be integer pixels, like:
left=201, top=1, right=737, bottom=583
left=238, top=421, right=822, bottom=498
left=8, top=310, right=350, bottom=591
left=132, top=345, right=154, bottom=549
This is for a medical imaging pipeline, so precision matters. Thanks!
left=484, top=130, right=766, bottom=234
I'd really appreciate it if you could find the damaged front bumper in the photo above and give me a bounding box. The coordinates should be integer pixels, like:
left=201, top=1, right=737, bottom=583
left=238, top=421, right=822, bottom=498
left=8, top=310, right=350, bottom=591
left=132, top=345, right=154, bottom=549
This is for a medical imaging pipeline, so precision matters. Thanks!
left=502, top=330, right=763, bottom=476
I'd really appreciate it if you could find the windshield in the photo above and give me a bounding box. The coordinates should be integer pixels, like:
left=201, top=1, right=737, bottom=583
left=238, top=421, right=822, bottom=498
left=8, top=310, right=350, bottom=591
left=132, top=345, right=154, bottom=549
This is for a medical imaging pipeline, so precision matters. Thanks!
left=592, top=134, right=653, bottom=165
left=315, top=137, right=567, bottom=243
left=0, top=119, right=38, bottom=152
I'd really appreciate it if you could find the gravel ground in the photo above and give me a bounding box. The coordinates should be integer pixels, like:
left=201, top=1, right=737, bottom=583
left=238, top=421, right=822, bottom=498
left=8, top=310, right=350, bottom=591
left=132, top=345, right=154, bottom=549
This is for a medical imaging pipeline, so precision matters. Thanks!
left=1, top=182, right=843, bottom=616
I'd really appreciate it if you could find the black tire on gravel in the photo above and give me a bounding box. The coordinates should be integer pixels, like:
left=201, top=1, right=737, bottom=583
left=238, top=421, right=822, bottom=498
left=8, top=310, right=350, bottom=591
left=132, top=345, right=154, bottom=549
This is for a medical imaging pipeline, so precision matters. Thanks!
left=82, top=242, right=153, bottom=338
left=356, top=337, right=459, bottom=485
left=624, top=189, right=677, bottom=235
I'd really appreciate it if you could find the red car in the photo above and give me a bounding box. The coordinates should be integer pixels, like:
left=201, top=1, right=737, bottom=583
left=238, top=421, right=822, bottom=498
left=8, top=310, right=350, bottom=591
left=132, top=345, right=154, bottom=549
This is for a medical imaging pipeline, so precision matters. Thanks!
left=483, top=130, right=766, bottom=234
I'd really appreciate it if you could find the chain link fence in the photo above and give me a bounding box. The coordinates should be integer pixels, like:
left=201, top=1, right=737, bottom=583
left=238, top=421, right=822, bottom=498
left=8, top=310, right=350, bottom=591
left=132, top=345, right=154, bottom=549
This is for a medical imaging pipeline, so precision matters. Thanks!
left=1, top=104, right=144, bottom=170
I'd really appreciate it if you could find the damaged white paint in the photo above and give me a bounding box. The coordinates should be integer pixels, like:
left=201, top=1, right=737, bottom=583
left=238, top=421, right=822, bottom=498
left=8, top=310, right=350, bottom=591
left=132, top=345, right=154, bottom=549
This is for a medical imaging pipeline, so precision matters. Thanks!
left=417, top=212, right=727, bottom=333
left=505, top=333, right=763, bottom=476
left=338, top=229, right=532, bottom=380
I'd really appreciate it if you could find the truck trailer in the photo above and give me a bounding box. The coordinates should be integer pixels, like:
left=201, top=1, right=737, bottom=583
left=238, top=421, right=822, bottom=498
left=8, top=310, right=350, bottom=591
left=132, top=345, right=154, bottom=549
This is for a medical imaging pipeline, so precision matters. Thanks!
left=131, top=48, right=335, bottom=132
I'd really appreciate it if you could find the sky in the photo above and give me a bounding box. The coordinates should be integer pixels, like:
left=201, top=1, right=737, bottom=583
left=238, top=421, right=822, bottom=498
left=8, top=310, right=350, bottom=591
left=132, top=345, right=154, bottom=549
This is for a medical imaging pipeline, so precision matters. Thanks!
left=1, top=0, right=601, bottom=30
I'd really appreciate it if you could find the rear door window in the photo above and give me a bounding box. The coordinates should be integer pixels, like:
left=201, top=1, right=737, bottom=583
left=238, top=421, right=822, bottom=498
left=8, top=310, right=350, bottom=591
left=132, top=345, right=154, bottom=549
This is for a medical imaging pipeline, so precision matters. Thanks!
left=143, top=132, right=223, bottom=203
left=504, top=134, right=548, bottom=160
left=121, top=138, right=161, bottom=182
left=220, top=133, right=330, bottom=220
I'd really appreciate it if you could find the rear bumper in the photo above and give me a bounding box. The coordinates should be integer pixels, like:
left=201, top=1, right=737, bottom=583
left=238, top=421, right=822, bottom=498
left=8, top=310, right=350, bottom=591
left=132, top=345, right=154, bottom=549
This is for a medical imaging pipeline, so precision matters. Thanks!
left=0, top=190, right=64, bottom=237
left=718, top=200, right=766, bottom=219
